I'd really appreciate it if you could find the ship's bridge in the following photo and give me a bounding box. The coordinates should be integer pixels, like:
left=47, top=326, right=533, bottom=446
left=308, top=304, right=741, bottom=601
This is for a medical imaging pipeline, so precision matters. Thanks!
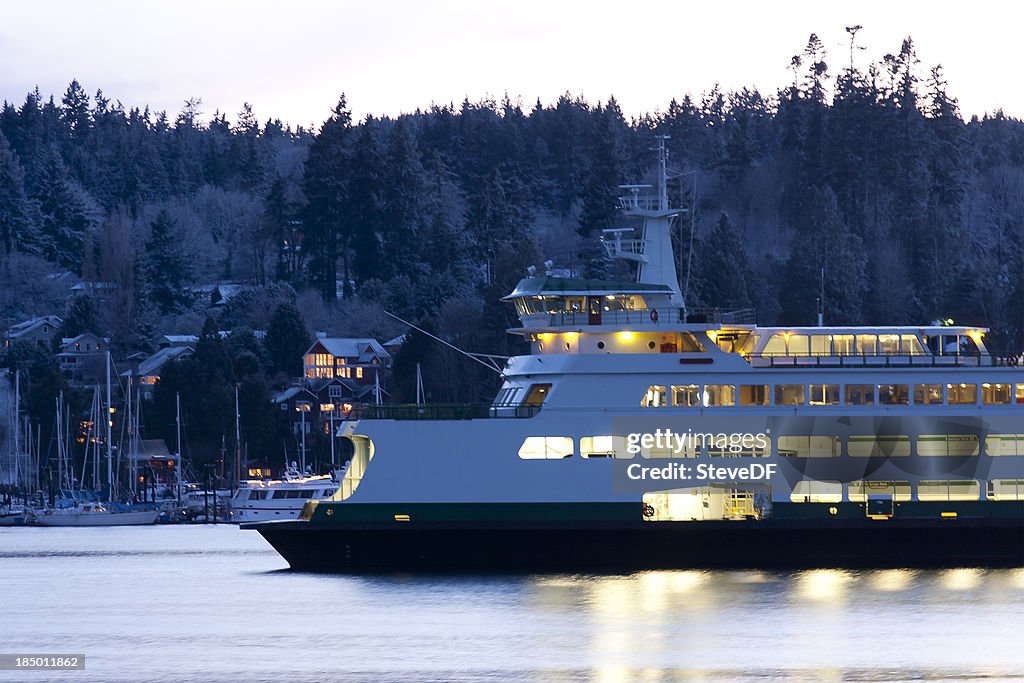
left=503, top=276, right=755, bottom=332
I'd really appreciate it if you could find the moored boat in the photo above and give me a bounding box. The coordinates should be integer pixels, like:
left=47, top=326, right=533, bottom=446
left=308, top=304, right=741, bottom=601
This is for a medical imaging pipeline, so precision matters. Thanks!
left=33, top=501, right=159, bottom=526
left=230, top=463, right=339, bottom=523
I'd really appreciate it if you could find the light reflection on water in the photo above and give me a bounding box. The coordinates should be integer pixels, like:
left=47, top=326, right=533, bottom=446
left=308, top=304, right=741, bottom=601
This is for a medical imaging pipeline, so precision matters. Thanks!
left=0, top=526, right=1022, bottom=682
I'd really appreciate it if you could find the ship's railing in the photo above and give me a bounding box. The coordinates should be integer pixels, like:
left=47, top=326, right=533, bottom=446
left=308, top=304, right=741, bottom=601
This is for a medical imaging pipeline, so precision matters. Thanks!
left=749, top=352, right=1004, bottom=368
left=547, top=310, right=683, bottom=326
left=353, top=403, right=541, bottom=420
left=617, top=195, right=665, bottom=211
left=524, top=306, right=757, bottom=328
left=686, top=307, right=757, bottom=325
left=600, top=237, right=648, bottom=259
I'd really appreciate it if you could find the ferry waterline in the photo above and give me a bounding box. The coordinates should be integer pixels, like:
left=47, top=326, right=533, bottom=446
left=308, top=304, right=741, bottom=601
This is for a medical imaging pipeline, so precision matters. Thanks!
left=247, top=144, right=1024, bottom=571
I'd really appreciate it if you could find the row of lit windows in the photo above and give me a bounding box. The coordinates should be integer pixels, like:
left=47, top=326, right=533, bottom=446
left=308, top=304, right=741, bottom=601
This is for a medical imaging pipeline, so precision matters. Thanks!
left=774, top=434, right=1024, bottom=457
left=790, top=479, right=1024, bottom=502
left=640, top=383, right=1024, bottom=408
left=518, top=434, right=1024, bottom=459
left=303, top=366, right=365, bottom=379
left=761, top=333, right=931, bottom=357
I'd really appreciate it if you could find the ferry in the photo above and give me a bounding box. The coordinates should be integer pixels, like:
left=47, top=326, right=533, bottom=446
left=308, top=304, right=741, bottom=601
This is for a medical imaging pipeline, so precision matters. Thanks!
left=247, top=142, right=1024, bottom=571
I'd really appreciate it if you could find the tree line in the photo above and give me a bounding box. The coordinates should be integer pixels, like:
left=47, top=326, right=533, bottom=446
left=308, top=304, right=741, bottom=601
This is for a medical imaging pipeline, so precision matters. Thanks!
left=1, top=32, right=1023, bottom=473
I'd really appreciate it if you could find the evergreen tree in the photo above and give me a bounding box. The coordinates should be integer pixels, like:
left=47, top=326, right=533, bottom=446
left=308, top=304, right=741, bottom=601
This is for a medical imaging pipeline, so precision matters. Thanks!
left=302, top=95, right=352, bottom=301
left=697, top=212, right=754, bottom=308
left=342, top=119, right=385, bottom=286
left=780, top=186, right=868, bottom=325
left=0, top=132, right=37, bottom=256
left=380, top=117, right=429, bottom=283
left=60, top=295, right=98, bottom=340
left=264, top=302, right=310, bottom=377
left=30, top=144, right=99, bottom=267
left=141, top=208, right=192, bottom=314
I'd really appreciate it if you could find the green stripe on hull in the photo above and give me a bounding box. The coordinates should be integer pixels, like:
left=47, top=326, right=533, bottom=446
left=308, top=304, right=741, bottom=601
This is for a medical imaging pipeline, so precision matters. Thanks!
left=309, top=500, right=1024, bottom=525
left=769, top=501, right=1024, bottom=520
left=312, top=502, right=639, bottom=524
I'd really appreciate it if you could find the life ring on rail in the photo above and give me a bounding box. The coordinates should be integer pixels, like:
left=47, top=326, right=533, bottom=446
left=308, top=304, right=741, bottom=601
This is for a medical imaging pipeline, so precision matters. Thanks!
left=1009, top=354, right=1020, bottom=367
left=649, top=309, right=659, bottom=323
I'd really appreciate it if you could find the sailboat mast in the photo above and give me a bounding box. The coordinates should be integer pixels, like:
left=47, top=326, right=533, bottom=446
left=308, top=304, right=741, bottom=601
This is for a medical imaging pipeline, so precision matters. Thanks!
left=127, top=373, right=135, bottom=500
left=105, top=351, right=113, bottom=497
left=175, top=391, right=182, bottom=505
left=13, top=370, right=20, bottom=490
left=234, top=383, right=241, bottom=492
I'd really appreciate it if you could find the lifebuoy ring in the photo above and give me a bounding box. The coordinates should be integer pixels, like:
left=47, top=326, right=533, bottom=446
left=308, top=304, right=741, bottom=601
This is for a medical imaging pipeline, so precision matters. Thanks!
left=1009, top=354, right=1020, bottom=367
left=650, top=309, right=659, bottom=322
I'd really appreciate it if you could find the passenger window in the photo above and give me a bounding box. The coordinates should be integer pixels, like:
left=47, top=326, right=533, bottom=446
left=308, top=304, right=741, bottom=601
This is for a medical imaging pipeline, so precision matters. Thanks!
left=522, top=384, right=552, bottom=406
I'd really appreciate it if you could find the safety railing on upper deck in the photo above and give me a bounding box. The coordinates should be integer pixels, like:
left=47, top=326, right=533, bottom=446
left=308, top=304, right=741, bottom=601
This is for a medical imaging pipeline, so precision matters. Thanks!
left=529, top=307, right=757, bottom=328
left=353, top=402, right=541, bottom=420
left=686, top=307, right=758, bottom=325
left=747, top=352, right=1014, bottom=368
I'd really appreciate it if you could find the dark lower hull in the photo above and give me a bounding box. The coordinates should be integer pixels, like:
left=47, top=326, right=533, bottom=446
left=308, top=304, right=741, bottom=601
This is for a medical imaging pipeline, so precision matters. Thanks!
left=250, top=516, right=1024, bottom=572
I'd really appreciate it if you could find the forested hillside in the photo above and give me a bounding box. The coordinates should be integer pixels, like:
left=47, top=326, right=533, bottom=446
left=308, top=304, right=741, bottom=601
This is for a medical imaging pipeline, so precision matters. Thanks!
left=2, top=33, right=1023, bottom=406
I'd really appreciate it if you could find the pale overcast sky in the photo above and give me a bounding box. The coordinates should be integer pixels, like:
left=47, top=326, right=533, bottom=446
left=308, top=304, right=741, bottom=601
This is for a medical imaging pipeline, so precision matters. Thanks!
left=0, top=1, right=1016, bottom=128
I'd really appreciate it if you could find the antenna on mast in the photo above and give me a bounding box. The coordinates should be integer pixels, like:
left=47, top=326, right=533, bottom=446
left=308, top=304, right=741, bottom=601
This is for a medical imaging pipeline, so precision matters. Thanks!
left=653, top=135, right=670, bottom=211
left=817, top=267, right=825, bottom=327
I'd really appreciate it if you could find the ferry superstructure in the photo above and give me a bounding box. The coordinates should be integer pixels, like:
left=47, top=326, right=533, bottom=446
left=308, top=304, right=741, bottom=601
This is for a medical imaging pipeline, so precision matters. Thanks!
left=249, top=143, right=1024, bottom=571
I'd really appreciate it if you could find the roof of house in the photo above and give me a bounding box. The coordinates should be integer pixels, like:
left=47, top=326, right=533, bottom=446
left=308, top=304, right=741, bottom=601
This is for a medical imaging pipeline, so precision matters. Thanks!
left=6, top=315, right=62, bottom=338
left=59, top=332, right=108, bottom=350
left=306, top=337, right=391, bottom=362
left=306, top=376, right=361, bottom=394
left=159, top=334, right=199, bottom=347
left=127, top=346, right=194, bottom=378
left=383, top=333, right=407, bottom=348
left=272, top=385, right=317, bottom=404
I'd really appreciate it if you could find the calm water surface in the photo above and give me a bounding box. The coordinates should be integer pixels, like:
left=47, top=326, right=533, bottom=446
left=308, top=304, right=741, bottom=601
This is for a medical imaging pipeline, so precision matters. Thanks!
left=0, top=525, right=1022, bottom=682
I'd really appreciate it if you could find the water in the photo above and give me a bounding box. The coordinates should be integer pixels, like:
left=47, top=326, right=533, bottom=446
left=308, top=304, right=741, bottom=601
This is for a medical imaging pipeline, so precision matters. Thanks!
left=0, top=526, right=1022, bottom=683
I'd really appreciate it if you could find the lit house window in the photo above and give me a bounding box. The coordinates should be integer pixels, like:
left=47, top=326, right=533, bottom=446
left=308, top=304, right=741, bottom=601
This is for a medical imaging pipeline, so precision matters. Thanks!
left=305, top=353, right=334, bottom=379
